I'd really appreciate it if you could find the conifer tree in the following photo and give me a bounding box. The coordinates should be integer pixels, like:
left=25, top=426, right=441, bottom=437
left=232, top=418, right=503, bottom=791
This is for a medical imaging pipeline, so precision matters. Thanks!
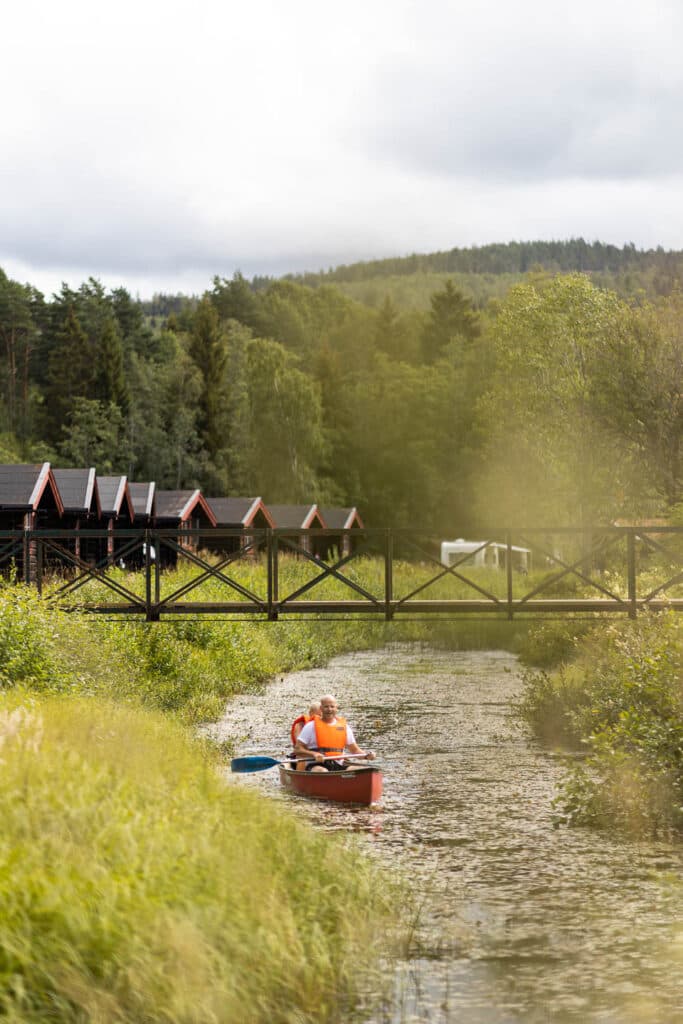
left=94, top=315, right=129, bottom=412
left=44, top=305, right=94, bottom=445
left=421, top=280, right=480, bottom=363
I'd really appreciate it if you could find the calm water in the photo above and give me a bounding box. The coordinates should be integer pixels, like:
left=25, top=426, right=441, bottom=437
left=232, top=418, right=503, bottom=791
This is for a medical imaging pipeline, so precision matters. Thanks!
left=210, top=645, right=683, bottom=1023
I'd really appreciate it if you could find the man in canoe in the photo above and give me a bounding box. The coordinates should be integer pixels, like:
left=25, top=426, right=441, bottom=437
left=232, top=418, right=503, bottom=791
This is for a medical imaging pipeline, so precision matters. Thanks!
left=294, top=694, right=375, bottom=772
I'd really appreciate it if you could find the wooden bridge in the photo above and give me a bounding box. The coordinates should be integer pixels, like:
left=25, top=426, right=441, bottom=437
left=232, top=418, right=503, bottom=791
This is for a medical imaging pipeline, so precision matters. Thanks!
left=2, top=525, right=682, bottom=622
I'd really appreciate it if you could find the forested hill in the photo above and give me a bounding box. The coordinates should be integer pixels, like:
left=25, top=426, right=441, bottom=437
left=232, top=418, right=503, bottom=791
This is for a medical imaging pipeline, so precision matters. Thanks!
left=283, top=239, right=683, bottom=286
left=252, top=238, right=683, bottom=313
left=143, top=239, right=683, bottom=320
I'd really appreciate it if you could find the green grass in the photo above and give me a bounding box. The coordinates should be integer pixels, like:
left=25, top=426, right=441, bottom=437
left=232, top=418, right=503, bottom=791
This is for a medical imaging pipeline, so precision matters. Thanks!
left=0, top=575, right=411, bottom=1021
left=0, top=694, right=397, bottom=1022
left=518, top=613, right=683, bottom=835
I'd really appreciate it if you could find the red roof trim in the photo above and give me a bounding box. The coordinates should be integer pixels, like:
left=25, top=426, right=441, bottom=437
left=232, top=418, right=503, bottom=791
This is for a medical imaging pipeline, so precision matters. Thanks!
left=343, top=507, right=364, bottom=529
left=113, top=477, right=127, bottom=515
left=246, top=497, right=275, bottom=528
left=302, top=504, right=326, bottom=529
left=89, top=469, right=102, bottom=519
left=29, top=464, right=64, bottom=516
left=120, top=480, right=135, bottom=521
left=145, top=483, right=155, bottom=518
left=179, top=490, right=217, bottom=527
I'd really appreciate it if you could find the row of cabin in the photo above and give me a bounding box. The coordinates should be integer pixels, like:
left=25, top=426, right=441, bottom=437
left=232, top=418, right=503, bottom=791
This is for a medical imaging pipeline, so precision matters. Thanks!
left=0, top=464, right=364, bottom=573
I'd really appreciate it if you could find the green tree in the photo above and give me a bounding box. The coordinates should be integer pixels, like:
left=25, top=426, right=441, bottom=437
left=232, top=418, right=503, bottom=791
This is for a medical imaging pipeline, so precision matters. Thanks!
left=591, top=295, right=683, bottom=507
left=44, top=305, right=94, bottom=445
left=187, top=298, right=230, bottom=482
left=242, top=337, right=326, bottom=501
left=126, top=333, right=203, bottom=488
left=476, top=274, right=649, bottom=525
left=0, top=270, right=41, bottom=441
left=58, top=397, right=130, bottom=473
left=210, top=273, right=263, bottom=333
left=422, top=280, right=480, bottom=363
left=94, top=315, right=129, bottom=412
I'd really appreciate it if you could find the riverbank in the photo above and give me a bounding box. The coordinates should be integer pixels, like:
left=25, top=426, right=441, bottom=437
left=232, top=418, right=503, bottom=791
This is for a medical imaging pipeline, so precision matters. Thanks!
left=0, top=693, right=398, bottom=1022
left=0, top=580, right=410, bottom=1022
left=518, top=613, right=683, bottom=835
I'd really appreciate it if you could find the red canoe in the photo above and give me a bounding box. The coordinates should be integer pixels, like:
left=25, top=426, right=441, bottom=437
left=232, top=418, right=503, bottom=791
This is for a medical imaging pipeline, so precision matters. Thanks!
left=278, top=764, right=383, bottom=805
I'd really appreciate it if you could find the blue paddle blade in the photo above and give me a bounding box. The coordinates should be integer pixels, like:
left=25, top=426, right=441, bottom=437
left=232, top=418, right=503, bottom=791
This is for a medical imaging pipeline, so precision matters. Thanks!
left=231, top=755, right=282, bottom=773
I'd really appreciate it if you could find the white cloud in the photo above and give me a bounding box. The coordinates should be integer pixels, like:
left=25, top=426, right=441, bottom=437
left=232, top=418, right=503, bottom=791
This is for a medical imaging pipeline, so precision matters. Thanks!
left=2, top=0, right=682, bottom=296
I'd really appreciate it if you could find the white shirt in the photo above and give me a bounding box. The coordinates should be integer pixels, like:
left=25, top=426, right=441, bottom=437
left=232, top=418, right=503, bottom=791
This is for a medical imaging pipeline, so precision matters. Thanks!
left=297, top=718, right=356, bottom=750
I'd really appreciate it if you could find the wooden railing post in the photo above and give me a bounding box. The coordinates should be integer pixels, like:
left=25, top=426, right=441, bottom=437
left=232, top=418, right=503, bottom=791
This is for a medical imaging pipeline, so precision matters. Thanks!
left=385, top=529, right=394, bottom=620
left=627, top=529, right=637, bottom=619
left=268, top=530, right=279, bottom=620
left=506, top=530, right=514, bottom=619
left=145, top=528, right=159, bottom=621
left=36, top=536, right=43, bottom=595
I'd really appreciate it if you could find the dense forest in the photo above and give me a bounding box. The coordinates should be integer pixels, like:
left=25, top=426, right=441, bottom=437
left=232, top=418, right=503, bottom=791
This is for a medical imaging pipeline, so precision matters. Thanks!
left=0, top=239, right=681, bottom=532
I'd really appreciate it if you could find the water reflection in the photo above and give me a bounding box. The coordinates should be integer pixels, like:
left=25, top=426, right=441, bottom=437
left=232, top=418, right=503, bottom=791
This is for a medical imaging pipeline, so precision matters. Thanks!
left=210, top=645, right=683, bottom=1023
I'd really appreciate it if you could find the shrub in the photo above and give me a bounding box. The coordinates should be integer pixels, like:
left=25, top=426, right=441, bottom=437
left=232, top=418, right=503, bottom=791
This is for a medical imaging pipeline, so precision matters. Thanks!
left=521, top=613, right=683, bottom=834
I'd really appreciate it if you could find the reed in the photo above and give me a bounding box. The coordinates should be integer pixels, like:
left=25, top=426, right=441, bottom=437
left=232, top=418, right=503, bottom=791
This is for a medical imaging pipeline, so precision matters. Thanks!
left=0, top=693, right=398, bottom=1023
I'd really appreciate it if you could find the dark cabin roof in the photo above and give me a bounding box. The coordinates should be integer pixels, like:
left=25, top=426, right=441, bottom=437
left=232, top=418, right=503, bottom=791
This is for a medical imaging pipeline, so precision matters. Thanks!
left=52, top=468, right=100, bottom=517
left=98, top=475, right=135, bottom=521
left=0, top=463, right=64, bottom=514
left=206, top=497, right=275, bottom=528
left=129, top=481, right=156, bottom=519
left=320, top=507, right=364, bottom=530
left=155, top=489, right=217, bottom=526
left=267, top=504, right=326, bottom=529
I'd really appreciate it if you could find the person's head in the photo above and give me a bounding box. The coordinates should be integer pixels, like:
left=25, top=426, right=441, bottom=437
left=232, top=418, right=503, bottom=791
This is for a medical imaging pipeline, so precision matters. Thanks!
left=308, top=701, right=322, bottom=718
left=320, top=695, right=338, bottom=721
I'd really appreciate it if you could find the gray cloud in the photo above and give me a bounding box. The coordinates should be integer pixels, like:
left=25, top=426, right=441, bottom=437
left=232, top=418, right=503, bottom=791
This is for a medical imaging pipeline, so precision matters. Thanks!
left=2, top=0, right=683, bottom=296
left=357, top=11, right=683, bottom=183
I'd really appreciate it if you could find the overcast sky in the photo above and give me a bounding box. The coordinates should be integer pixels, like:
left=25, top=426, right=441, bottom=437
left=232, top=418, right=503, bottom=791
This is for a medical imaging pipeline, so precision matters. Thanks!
left=2, top=0, right=682, bottom=298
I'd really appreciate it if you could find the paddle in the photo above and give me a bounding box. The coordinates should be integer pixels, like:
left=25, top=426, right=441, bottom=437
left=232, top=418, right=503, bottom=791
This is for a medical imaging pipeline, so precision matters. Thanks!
left=231, top=752, right=374, bottom=773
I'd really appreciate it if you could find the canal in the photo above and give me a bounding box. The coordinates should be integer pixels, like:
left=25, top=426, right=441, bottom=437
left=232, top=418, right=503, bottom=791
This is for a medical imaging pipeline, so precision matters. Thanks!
left=212, top=645, right=683, bottom=1023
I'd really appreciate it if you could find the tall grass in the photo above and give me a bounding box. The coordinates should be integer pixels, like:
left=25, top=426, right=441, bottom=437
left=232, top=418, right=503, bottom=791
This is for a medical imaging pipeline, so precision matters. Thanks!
left=0, top=572, right=412, bottom=1021
left=0, top=694, right=397, bottom=1022
left=518, top=613, right=683, bottom=834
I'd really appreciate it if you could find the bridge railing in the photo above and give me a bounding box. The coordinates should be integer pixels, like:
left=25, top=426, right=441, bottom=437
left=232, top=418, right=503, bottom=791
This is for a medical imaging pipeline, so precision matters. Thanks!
left=0, top=525, right=681, bottom=620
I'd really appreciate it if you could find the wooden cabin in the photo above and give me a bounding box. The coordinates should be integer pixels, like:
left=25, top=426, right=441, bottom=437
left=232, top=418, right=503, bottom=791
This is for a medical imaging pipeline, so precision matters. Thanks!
left=97, top=475, right=135, bottom=565
left=0, top=463, right=64, bottom=579
left=52, top=468, right=101, bottom=564
left=126, top=481, right=157, bottom=567
left=154, top=489, right=217, bottom=566
left=320, top=506, right=365, bottom=559
left=205, top=497, right=274, bottom=557
left=267, top=503, right=327, bottom=558
left=129, top=481, right=156, bottom=525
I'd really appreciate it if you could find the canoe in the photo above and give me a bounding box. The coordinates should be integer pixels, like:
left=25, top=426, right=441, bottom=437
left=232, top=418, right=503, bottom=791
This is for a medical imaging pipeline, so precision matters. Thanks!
left=278, top=763, right=383, bottom=805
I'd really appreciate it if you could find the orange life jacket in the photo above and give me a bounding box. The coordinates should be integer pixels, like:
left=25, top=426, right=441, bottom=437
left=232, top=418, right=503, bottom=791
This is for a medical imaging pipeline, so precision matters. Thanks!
left=290, top=713, right=316, bottom=747
left=313, top=716, right=347, bottom=756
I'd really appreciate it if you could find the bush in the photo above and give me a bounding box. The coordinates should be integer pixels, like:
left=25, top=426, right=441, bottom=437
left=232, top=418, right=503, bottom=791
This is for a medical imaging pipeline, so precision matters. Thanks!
left=520, top=613, right=683, bottom=834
